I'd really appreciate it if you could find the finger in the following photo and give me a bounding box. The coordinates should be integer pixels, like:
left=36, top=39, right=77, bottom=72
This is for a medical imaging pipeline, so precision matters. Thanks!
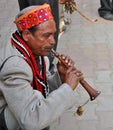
left=76, top=71, right=83, bottom=77
left=66, top=66, right=75, bottom=73
left=60, top=54, right=66, bottom=60
left=60, top=55, right=75, bottom=66
left=67, top=57, right=75, bottom=66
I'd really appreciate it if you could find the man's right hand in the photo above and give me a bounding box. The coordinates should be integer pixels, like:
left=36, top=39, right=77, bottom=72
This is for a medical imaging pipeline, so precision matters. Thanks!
left=57, top=54, right=83, bottom=90
left=64, top=66, right=83, bottom=90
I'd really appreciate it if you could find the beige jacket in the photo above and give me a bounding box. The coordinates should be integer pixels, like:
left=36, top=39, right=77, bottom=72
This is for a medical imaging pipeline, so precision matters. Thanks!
left=0, top=43, right=78, bottom=130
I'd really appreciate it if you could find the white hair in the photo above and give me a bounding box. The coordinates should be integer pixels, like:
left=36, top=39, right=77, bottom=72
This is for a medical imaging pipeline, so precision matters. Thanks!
left=15, top=5, right=39, bottom=19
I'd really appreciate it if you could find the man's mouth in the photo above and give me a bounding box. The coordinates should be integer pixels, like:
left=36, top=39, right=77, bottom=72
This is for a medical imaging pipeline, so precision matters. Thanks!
left=45, top=47, right=53, bottom=52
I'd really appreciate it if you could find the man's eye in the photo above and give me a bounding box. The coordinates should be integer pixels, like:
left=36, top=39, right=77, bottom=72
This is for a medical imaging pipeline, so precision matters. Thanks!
left=46, top=33, right=50, bottom=37
left=44, top=34, right=50, bottom=38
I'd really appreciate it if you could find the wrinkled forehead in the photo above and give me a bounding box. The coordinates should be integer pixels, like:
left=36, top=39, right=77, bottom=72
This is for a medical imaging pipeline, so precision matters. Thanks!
left=14, top=3, right=54, bottom=31
left=36, top=19, right=56, bottom=34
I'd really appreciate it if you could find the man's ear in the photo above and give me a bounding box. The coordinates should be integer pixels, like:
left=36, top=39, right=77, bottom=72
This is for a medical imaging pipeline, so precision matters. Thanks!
left=22, top=29, right=31, bottom=42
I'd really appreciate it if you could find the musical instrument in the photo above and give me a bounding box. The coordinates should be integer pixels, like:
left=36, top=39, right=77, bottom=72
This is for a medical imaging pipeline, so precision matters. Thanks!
left=51, top=49, right=101, bottom=116
left=60, top=0, right=97, bottom=23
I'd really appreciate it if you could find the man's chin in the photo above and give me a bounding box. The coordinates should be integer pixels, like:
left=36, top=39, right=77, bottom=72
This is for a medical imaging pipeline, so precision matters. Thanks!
left=44, top=51, right=51, bottom=56
left=34, top=50, right=52, bottom=57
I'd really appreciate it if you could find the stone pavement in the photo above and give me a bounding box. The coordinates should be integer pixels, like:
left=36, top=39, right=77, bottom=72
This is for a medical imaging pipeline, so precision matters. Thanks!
left=1, top=0, right=113, bottom=130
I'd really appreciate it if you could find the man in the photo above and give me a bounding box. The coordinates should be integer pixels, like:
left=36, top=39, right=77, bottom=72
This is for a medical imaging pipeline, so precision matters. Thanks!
left=18, top=0, right=59, bottom=74
left=98, top=0, right=113, bottom=20
left=0, top=4, right=83, bottom=130
left=18, top=0, right=70, bottom=74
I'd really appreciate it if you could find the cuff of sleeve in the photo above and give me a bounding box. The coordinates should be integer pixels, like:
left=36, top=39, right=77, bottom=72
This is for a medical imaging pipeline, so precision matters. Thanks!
left=57, top=83, right=78, bottom=108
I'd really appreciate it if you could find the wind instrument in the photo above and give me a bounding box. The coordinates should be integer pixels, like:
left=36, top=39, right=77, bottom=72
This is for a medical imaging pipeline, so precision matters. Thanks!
left=51, top=49, right=100, bottom=116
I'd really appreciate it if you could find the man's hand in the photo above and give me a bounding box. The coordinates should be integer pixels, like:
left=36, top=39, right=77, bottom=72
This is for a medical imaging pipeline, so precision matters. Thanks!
left=57, top=54, right=75, bottom=75
left=65, top=67, right=83, bottom=90
left=57, top=54, right=83, bottom=90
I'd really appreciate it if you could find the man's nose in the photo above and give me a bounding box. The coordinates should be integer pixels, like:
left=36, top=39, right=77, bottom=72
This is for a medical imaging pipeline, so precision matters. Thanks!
left=50, top=35, right=55, bottom=45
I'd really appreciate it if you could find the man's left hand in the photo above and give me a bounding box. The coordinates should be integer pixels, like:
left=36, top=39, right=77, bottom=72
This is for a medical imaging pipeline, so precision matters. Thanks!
left=57, top=54, right=75, bottom=82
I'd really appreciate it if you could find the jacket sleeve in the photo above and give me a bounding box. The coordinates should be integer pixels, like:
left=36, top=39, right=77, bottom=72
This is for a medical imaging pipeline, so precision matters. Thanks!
left=0, top=56, right=78, bottom=130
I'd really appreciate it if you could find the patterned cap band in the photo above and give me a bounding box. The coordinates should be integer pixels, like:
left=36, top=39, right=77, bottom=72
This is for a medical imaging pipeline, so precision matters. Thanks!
left=14, top=3, right=53, bottom=31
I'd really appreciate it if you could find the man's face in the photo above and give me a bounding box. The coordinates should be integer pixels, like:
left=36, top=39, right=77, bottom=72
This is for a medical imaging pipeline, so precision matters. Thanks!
left=26, top=19, right=56, bottom=56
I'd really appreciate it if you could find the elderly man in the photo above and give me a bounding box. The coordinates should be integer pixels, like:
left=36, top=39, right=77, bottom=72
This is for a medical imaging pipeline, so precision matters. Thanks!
left=0, top=4, right=83, bottom=130
left=17, top=0, right=71, bottom=74
left=18, top=0, right=59, bottom=74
